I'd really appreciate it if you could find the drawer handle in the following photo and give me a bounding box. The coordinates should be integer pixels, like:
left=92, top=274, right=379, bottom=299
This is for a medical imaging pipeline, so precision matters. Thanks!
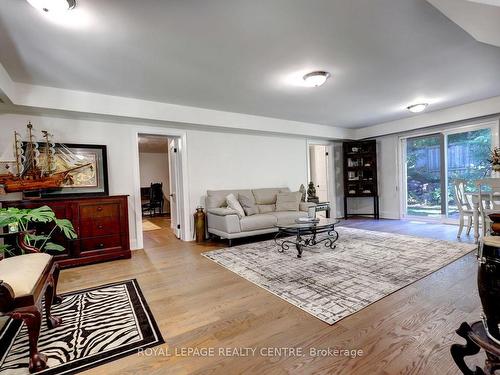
left=97, top=243, right=104, bottom=249
left=97, top=207, right=103, bottom=211
left=97, top=225, right=103, bottom=229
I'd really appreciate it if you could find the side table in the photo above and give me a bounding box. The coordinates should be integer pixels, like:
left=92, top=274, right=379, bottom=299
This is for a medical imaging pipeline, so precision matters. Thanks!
left=451, top=321, right=500, bottom=374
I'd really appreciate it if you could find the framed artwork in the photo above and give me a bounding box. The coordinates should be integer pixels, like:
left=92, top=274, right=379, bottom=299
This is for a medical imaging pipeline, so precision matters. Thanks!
left=39, top=143, right=109, bottom=197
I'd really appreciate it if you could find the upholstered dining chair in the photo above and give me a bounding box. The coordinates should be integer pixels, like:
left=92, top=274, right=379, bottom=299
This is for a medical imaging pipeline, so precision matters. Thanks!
left=454, top=179, right=474, bottom=238
left=0, top=231, right=62, bottom=373
left=476, top=178, right=500, bottom=237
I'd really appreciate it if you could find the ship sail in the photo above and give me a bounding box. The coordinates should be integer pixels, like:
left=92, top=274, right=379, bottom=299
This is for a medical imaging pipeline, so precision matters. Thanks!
left=1, top=121, right=93, bottom=194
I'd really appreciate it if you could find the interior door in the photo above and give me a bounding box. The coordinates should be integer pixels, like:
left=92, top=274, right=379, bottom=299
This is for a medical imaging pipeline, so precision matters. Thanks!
left=309, top=145, right=329, bottom=202
left=168, top=138, right=181, bottom=238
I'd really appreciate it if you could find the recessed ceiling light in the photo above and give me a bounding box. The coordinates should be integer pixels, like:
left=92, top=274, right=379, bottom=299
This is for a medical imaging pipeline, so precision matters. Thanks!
left=27, top=0, right=76, bottom=13
left=302, top=71, right=331, bottom=87
left=407, top=103, right=428, bottom=113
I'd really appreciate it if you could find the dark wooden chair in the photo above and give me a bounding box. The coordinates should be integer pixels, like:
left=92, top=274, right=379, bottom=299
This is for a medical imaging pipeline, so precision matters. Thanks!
left=0, top=231, right=62, bottom=373
left=142, top=182, right=164, bottom=217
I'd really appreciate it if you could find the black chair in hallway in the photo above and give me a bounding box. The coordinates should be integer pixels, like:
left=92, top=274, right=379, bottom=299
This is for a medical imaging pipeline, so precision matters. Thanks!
left=142, top=182, right=164, bottom=217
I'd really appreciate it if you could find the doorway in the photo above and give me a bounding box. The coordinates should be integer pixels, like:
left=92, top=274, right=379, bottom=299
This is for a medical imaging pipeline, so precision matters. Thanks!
left=308, top=142, right=335, bottom=217
left=401, top=122, right=497, bottom=221
left=137, top=134, right=183, bottom=241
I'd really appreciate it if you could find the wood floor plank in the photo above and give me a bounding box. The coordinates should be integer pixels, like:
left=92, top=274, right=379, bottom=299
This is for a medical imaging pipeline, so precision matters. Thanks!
left=57, top=217, right=486, bottom=374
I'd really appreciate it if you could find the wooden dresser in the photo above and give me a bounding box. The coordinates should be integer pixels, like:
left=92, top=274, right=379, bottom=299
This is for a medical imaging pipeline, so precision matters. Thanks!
left=2, top=195, right=131, bottom=268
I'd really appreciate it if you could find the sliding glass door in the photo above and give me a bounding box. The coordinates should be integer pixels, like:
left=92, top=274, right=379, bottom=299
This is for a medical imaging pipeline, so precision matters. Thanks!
left=403, top=124, right=496, bottom=220
left=405, top=134, right=443, bottom=218
left=446, top=128, right=491, bottom=219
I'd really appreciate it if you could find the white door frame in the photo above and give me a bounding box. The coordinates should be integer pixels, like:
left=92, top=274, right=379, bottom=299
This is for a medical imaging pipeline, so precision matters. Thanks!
left=131, top=127, right=190, bottom=248
left=398, top=120, right=499, bottom=222
left=306, top=139, right=336, bottom=213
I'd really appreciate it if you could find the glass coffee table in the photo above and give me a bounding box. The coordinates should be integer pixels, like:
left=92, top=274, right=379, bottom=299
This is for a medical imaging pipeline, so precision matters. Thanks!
left=274, top=218, right=340, bottom=258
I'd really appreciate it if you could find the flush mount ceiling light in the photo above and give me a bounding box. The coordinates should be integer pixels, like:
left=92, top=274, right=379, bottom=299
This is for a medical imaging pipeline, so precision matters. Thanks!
left=302, top=71, right=331, bottom=87
left=407, top=103, right=429, bottom=113
left=27, top=0, right=76, bottom=13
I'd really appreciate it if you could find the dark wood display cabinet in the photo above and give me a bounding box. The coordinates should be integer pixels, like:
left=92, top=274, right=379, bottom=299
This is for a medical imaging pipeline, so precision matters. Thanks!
left=2, top=195, right=131, bottom=268
left=343, top=140, right=379, bottom=219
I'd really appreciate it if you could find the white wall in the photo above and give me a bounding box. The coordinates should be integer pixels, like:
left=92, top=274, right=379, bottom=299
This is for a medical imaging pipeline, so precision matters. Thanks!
left=139, top=151, right=170, bottom=212
left=0, top=113, right=310, bottom=247
left=187, top=130, right=308, bottom=210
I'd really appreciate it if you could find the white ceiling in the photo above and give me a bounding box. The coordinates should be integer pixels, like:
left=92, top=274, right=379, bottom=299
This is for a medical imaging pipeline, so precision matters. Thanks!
left=1, top=0, right=500, bottom=129
left=428, top=0, right=500, bottom=48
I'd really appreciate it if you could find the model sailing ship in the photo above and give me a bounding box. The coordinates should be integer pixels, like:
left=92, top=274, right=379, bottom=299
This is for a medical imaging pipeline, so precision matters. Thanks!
left=0, top=122, right=91, bottom=195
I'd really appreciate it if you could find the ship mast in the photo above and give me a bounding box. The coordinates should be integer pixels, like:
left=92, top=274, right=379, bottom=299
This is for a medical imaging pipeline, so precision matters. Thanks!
left=42, top=130, right=52, bottom=176
left=13, top=131, right=21, bottom=176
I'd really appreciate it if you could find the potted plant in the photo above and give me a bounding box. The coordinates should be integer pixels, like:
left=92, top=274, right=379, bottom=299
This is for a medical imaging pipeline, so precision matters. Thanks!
left=0, top=205, right=77, bottom=256
left=488, top=147, right=500, bottom=178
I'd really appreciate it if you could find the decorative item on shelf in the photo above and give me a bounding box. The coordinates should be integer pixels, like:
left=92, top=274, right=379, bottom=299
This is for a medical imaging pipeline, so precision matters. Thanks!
left=307, top=181, right=319, bottom=203
left=0, top=122, right=94, bottom=195
left=351, top=147, right=359, bottom=153
left=194, top=206, right=206, bottom=243
left=299, top=184, right=306, bottom=202
left=489, top=147, right=500, bottom=178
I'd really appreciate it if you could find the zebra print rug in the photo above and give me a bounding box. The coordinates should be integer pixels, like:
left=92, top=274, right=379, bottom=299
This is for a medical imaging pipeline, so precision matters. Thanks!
left=0, top=279, right=163, bottom=375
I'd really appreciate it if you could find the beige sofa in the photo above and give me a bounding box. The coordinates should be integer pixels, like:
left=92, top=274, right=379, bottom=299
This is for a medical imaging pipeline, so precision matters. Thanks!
left=206, top=187, right=316, bottom=245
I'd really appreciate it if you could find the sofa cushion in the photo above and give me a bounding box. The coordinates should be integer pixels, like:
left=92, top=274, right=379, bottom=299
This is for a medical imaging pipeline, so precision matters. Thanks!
left=258, top=204, right=275, bottom=213
left=206, top=190, right=233, bottom=209
left=270, top=211, right=309, bottom=225
left=252, top=188, right=289, bottom=205
left=276, top=191, right=302, bottom=212
left=238, top=193, right=258, bottom=216
left=206, top=189, right=253, bottom=209
left=226, top=193, right=245, bottom=218
left=0, top=253, right=51, bottom=298
left=240, top=214, right=277, bottom=231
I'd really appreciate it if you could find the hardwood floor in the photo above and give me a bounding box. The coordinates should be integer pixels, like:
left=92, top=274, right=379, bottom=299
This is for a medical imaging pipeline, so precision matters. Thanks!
left=58, top=217, right=485, bottom=375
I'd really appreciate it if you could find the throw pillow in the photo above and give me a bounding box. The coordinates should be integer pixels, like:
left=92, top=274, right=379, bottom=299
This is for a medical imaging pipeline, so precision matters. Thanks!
left=238, top=194, right=259, bottom=216
left=226, top=193, right=245, bottom=218
left=275, top=191, right=302, bottom=211
left=258, top=204, right=276, bottom=213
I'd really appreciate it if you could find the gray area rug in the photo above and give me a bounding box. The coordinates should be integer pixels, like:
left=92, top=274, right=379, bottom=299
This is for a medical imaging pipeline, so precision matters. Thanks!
left=203, top=227, right=476, bottom=325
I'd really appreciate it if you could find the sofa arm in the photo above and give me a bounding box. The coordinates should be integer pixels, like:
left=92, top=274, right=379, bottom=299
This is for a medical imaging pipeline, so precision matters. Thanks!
left=299, top=202, right=316, bottom=212
left=207, top=208, right=239, bottom=216
left=207, top=212, right=241, bottom=234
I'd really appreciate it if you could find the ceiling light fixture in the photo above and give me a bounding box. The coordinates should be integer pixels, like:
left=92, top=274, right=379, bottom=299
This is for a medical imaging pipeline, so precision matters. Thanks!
left=407, top=103, right=429, bottom=113
left=302, top=71, right=331, bottom=87
left=27, top=0, right=76, bottom=13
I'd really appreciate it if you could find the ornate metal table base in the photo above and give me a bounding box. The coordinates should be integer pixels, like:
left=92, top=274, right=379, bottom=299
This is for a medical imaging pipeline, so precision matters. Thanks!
left=274, top=226, right=339, bottom=258
left=451, top=321, right=500, bottom=375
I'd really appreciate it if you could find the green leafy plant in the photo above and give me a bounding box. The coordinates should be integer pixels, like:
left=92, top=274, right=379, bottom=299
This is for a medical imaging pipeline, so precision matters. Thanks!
left=0, top=243, right=13, bottom=257
left=0, top=206, right=77, bottom=254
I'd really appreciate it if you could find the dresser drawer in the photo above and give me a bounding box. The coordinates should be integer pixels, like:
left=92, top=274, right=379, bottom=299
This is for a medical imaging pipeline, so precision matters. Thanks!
left=80, top=203, right=119, bottom=219
left=80, top=216, right=121, bottom=237
left=80, top=235, right=122, bottom=252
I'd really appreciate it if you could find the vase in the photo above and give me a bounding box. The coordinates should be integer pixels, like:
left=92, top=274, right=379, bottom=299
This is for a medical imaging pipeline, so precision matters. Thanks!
left=194, top=207, right=206, bottom=243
